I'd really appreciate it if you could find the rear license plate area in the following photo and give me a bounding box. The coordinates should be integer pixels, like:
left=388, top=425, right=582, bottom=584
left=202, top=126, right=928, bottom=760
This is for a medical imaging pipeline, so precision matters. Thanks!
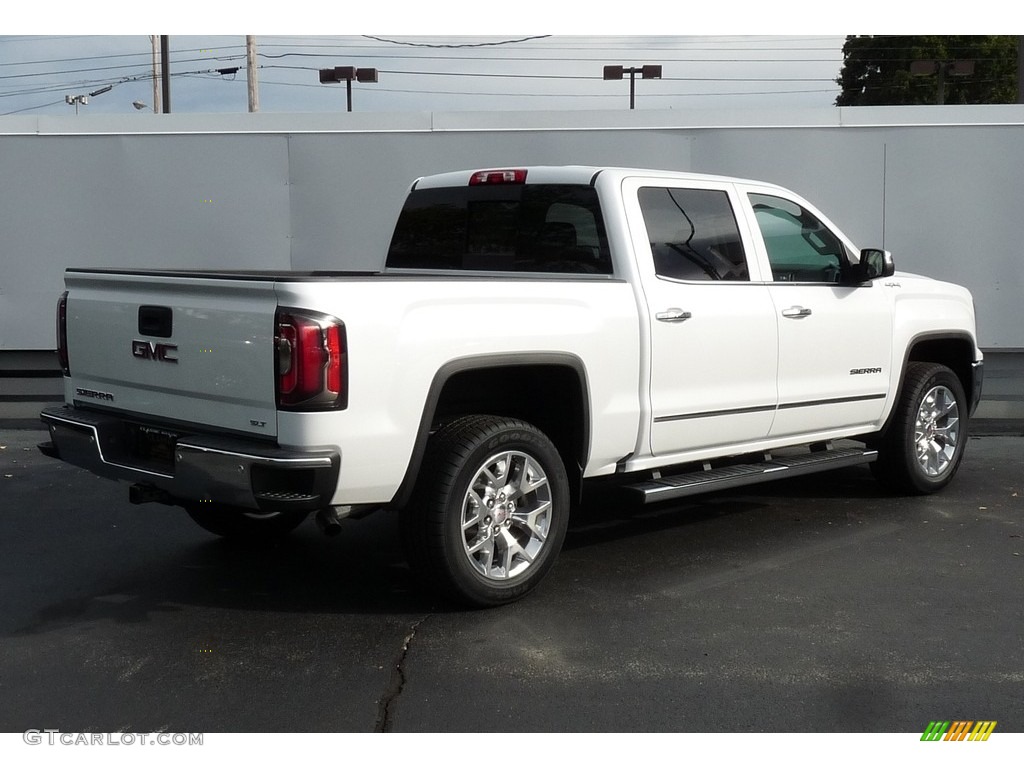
left=123, top=422, right=179, bottom=470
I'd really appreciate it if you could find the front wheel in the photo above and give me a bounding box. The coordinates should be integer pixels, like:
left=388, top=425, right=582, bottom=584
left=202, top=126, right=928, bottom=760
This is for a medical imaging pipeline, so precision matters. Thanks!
left=401, top=416, right=571, bottom=608
left=184, top=502, right=309, bottom=540
left=872, top=362, right=968, bottom=494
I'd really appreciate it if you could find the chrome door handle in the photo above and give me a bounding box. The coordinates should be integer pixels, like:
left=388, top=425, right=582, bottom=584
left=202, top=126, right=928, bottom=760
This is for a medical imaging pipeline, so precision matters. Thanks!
left=655, top=308, right=692, bottom=323
left=781, top=306, right=812, bottom=319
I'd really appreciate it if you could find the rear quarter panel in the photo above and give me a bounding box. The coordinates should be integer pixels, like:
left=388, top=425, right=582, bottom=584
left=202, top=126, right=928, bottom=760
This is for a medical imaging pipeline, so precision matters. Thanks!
left=273, top=277, right=642, bottom=505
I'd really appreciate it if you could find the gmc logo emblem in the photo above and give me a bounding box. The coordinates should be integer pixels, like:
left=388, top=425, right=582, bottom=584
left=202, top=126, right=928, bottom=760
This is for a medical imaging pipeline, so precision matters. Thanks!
left=132, top=339, right=178, bottom=363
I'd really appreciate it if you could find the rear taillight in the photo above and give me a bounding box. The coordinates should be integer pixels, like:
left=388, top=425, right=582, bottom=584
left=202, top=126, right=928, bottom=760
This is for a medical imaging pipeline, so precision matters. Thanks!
left=275, top=309, right=347, bottom=410
left=56, top=291, right=70, bottom=376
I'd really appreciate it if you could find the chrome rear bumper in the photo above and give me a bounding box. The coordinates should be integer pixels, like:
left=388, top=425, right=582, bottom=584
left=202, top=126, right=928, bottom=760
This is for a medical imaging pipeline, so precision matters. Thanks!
left=39, top=405, right=340, bottom=512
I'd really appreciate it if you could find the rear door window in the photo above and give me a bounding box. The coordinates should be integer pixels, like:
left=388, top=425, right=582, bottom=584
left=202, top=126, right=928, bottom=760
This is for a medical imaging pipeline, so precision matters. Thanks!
left=637, top=187, right=749, bottom=281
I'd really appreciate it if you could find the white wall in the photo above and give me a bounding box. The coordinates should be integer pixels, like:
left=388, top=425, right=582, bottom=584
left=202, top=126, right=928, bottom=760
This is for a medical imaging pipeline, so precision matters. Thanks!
left=1, top=106, right=1021, bottom=349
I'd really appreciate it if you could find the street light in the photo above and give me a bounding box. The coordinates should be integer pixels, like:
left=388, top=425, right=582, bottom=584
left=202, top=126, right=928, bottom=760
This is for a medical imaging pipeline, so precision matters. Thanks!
left=910, top=59, right=975, bottom=105
left=318, top=66, right=379, bottom=112
left=603, top=64, right=662, bottom=110
left=64, top=84, right=113, bottom=115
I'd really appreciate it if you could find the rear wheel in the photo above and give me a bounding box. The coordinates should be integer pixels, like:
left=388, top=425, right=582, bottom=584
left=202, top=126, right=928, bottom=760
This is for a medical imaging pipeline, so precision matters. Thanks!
left=872, top=362, right=968, bottom=494
left=184, top=502, right=309, bottom=540
left=401, top=415, right=570, bottom=607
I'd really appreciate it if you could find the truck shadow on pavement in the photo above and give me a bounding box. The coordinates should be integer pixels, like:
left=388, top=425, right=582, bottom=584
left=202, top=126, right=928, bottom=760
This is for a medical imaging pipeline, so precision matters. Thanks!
left=10, top=464, right=910, bottom=637
left=9, top=510, right=441, bottom=637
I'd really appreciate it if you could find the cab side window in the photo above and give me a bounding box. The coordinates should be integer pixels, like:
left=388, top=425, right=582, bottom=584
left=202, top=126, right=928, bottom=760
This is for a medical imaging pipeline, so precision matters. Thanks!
left=638, top=187, right=749, bottom=281
left=748, top=193, right=848, bottom=283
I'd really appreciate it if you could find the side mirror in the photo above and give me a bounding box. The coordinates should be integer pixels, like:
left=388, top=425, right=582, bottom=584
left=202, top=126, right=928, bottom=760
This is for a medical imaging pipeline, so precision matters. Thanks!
left=844, top=248, right=895, bottom=284
left=860, top=248, right=895, bottom=279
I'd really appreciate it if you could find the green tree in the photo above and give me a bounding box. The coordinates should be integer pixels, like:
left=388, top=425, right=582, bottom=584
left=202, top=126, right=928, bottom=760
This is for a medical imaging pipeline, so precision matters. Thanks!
left=836, top=35, right=1018, bottom=106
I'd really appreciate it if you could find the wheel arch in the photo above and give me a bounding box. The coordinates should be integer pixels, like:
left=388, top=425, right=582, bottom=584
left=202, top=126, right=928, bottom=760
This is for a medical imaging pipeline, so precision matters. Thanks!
left=389, top=353, right=591, bottom=509
left=905, top=332, right=977, bottom=407
left=879, top=331, right=978, bottom=437
left=871, top=359, right=969, bottom=494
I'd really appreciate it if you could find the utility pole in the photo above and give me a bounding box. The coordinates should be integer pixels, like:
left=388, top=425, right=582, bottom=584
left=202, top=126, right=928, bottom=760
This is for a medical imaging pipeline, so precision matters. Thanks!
left=150, top=36, right=161, bottom=114
left=160, top=35, right=171, bottom=113
left=246, top=35, right=260, bottom=112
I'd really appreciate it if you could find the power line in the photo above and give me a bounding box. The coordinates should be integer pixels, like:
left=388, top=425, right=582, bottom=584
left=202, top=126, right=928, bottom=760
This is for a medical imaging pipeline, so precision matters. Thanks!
left=0, top=54, right=245, bottom=82
left=262, top=64, right=837, bottom=84
left=0, top=97, right=66, bottom=115
left=0, top=67, right=248, bottom=114
left=0, top=35, right=848, bottom=115
left=252, top=50, right=842, bottom=64
left=0, top=45, right=243, bottom=70
left=360, top=35, right=552, bottom=48
left=255, top=34, right=844, bottom=51
left=217, top=72, right=840, bottom=102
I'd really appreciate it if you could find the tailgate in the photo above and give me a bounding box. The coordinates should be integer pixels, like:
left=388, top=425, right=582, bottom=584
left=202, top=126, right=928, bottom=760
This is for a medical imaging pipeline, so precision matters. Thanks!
left=64, top=271, right=280, bottom=438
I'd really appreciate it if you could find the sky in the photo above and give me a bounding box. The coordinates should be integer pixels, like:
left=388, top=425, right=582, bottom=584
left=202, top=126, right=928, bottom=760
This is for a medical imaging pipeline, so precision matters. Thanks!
left=0, top=33, right=851, bottom=117
left=2, top=2, right=1017, bottom=118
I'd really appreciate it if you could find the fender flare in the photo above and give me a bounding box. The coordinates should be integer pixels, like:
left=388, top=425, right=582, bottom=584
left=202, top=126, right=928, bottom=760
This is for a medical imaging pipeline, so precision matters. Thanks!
left=388, top=352, right=591, bottom=509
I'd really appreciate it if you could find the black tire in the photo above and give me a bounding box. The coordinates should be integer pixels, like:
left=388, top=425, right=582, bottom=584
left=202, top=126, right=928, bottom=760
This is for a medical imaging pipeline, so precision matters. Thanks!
left=871, top=362, right=968, bottom=494
left=184, top=502, right=309, bottom=540
left=401, top=415, right=571, bottom=608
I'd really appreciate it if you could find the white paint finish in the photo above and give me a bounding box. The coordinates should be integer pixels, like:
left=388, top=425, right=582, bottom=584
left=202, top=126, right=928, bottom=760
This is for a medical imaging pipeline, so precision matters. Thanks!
left=51, top=164, right=982, bottom=508
left=766, top=282, right=893, bottom=437
left=730, top=181, right=895, bottom=436
left=615, top=174, right=778, bottom=455
left=273, top=276, right=643, bottom=504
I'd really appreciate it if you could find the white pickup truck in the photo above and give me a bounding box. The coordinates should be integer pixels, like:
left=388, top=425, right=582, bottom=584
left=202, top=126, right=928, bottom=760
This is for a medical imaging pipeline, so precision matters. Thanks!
left=40, top=166, right=984, bottom=606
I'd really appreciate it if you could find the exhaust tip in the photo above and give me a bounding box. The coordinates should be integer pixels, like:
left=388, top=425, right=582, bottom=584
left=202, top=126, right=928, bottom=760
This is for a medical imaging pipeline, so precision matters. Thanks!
left=315, top=507, right=346, bottom=537
left=129, top=483, right=175, bottom=506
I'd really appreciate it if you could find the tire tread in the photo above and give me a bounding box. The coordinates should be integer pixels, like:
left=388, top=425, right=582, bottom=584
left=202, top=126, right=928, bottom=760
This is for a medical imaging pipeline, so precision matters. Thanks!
left=872, top=361, right=967, bottom=495
left=401, top=415, right=569, bottom=607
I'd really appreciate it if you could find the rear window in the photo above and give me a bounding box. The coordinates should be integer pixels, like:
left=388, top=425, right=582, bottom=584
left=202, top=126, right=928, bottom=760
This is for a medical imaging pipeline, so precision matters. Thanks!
left=386, top=184, right=612, bottom=274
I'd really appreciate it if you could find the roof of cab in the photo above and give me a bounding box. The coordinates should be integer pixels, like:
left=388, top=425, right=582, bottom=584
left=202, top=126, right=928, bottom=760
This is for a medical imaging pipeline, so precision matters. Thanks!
left=410, top=165, right=781, bottom=191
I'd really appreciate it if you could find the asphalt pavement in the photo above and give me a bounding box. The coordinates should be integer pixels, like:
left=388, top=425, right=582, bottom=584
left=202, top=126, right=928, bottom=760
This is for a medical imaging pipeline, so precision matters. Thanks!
left=0, top=427, right=1021, bottom=733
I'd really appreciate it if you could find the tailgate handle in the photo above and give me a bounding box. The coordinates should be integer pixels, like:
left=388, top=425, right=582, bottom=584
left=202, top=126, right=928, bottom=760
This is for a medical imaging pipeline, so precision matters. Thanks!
left=138, top=306, right=173, bottom=338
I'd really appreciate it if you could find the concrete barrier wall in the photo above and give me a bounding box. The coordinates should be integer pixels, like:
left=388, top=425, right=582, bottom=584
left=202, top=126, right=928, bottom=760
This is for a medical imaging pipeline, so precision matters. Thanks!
left=1, top=106, right=1021, bottom=349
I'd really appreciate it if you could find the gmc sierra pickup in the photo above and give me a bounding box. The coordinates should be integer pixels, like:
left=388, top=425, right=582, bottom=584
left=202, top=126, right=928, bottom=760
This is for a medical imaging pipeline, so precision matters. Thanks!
left=40, top=166, right=984, bottom=606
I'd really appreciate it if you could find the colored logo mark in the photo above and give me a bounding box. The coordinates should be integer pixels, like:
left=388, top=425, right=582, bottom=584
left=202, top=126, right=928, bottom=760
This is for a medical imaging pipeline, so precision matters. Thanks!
left=921, top=721, right=997, bottom=741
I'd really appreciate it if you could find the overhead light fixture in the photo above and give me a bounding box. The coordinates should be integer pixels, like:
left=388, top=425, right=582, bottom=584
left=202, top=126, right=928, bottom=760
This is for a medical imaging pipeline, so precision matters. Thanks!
left=602, top=64, right=663, bottom=110
left=910, top=59, right=976, bottom=104
left=317, top=66, right=380, bottom=111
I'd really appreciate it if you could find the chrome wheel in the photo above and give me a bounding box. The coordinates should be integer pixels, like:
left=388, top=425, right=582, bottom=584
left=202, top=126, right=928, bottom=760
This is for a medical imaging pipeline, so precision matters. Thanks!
left=402, top=415, right=570, bottom=606
left=461, top=450, right=553, bottom=580
left=871, top=362, right=968, bottom=495
left=914, top=385, right=960, bottom=477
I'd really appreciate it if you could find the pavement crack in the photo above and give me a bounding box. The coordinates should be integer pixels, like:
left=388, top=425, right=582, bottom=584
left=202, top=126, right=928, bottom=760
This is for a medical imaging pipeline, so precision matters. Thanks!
left=374, top=616, right=427, bottom=732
